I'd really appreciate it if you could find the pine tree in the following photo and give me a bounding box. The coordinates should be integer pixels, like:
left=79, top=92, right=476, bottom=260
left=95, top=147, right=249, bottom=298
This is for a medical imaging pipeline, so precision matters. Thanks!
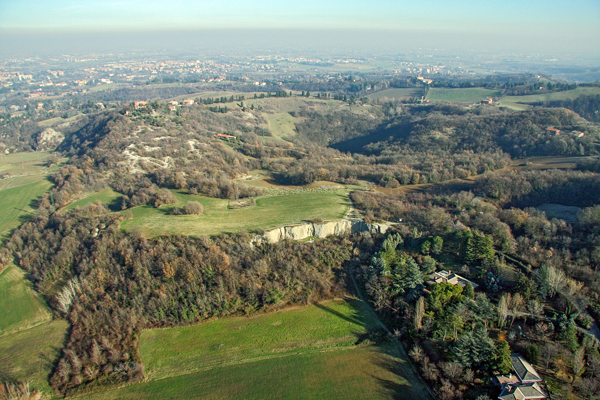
left=471, top=326, right=496, bottom=367
left=465, top=231, right=495, bottom=264
left=453, top=332, right=474, bottom=366
left=464, top=282, right=475, bottom=299
left=494, top=340, right=512, bottom=374
left=432, top=236, right=444, bottom=254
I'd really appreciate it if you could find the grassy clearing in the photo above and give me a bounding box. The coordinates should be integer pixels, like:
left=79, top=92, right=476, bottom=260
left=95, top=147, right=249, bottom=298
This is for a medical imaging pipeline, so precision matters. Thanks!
left=0, top=180, right=53, bottom=242
left=263, top=112, right=298, bottom=139
left=0, top=264, right=52, bottom=336
left=0, top=319, right=68, bottom=394
left=64, top=188, right=122, bottom=212
left=245, top=97, right=348, bottom=114
left=499, top=86, right=600, bottom=110
left=140, top=298, right=376, bottom=380
left=85, top=344, right=414, bottom=400
left=84, top=299, right=428, bottom=400
left=509, top=155, right=592, bottom=171
left=120, top=190, right=349, bottom=237
left=367, top=88, right=423, bottom=101
left=426, top=88, right=501, bottom=103
left=38, top=114, right=82, bottom=128
left=0, top=174, right=48, bottom=191
left=0, top=151, right=52, bottom=175
left=89, top=83, right=122, bottom=92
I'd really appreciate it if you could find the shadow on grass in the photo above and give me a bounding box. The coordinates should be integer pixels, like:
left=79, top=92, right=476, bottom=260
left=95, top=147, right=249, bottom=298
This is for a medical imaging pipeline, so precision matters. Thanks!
left=369, top=342, right=434, bottom=400
left=106, top=195, right=124, bottom=212
left=313, top=301, right=365, bottom=327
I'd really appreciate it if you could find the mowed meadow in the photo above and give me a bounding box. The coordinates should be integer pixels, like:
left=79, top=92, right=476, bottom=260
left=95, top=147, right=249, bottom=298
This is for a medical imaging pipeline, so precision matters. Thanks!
left=499, top=86, right=600, bottom=110
left=0, top=151, right=58, bottom=242
left=0, top=152, right=69, bottom=395
left=426, top=88, right=501, bottom=103
left=116, top=189, right=349, bottom=237
left=82, top=298, right=431, bottom=400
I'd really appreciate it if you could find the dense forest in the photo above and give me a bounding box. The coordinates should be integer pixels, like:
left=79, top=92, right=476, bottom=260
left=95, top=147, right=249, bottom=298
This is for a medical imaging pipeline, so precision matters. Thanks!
left=538, top=94, right=600, bottom=123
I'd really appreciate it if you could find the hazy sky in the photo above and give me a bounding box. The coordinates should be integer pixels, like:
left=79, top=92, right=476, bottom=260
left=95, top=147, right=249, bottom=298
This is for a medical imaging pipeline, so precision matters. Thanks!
left=1, top=0, right=599, bottom=55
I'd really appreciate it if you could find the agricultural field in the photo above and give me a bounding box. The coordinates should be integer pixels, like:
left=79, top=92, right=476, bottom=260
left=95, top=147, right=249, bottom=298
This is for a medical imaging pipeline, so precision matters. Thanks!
left=64, top=188, right=122, bottom=212
left=83, top=298, right=430, bottom=400
left=499, top=86, right=600, bottom=110
left=0, top=264, right=52, bottom=336
left=120, top=189, right=349, bottom=237
left=509, top=155, right=593, bottom=171
left=0, top=151, right=55, bottom=175
left=367, top=88, right=423, bottom=101
left=0, top=151, right=56, bottom=241
left=426, top=88, right=501, bottom=103
left=0, top=319, right=69, bottom=394
left=262, top=112, right=299, bottom=139
left=0, top=180, right=53, bottom=242
left=0, top=151, right=67, bottom=395
left=38, top=113, right=83, bottom=128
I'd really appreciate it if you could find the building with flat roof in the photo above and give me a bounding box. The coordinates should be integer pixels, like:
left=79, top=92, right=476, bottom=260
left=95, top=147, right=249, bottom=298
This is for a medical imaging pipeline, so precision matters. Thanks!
left=427, top=270, right=478, bottom=289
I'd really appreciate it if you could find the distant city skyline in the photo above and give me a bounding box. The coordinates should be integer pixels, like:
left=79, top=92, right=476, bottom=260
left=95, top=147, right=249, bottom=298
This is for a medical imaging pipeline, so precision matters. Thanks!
left=0, top=0, right=599, bottom=56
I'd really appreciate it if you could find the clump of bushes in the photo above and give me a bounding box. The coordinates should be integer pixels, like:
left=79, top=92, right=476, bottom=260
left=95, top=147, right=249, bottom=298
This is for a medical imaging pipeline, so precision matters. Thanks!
left=170, top=201, right=203, bottom=215
left=184, top=201, right=203, bottom=215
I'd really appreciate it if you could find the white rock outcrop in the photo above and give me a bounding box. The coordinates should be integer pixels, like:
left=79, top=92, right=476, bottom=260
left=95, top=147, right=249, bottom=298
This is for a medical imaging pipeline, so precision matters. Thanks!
left=36, top=128, right=65, bottom=151
left=254, top=218, right=390, bottom=244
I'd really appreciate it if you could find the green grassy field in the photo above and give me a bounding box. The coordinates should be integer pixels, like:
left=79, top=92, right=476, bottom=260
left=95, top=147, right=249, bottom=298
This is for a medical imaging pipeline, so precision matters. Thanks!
left=120, top=190, right=349, bottom=237
left=0, top=180, right=53, bottom=243
left=38, top=114, right=82, bottom=128
left=85, top=344, right=413, bottom=400
left=0, top=151, right=53, bottom=175
left=0, top=319, right=69, bottom=394
left=64, top=188, right=122, bottom=211
left=89, top=83, right=122, bottom=92
left=140, top=299, right=375, bottom=380
left=367, top=88, right=423, bottom=101
left=0, top=152, right=68, bottom=395
left=83, top=299, right=430, bottom=400
left=0, top=264, right=52, bottom=336
left=263, top=112, right=298, bottom=139
left=499, top=86, right=600, bottom=110
left=426, top=88, right=501, bottom=103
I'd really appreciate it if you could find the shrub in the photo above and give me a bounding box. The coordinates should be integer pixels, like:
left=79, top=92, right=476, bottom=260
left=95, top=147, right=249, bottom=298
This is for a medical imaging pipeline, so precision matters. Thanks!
left=183, top=201, right=203, bottom=215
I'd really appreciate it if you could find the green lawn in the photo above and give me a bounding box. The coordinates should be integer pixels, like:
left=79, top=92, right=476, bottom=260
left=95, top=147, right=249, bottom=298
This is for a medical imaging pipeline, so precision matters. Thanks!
left=0, top=319, right=69, bottom=394
left=0, top=264, right=52, bottom=336
left=84, top=344, right=413, bottom=400
left=367, top=88, right=423, bottom=101
left=120, top=190, right=349, bottom=237
left=0, top=151, right=53, bottom=175
left=140, top=298, right=376, bottom=380
left=426, top=88, right=501, bottom=103
left=0, top=180, right=53, bottom=243
left=499, top=86, right=600, bottom=110
left=264, top=112, right=298, bottom=139
left=64, top=188, right=122, bottom=211
left=83, top=299, right=430, bottom=400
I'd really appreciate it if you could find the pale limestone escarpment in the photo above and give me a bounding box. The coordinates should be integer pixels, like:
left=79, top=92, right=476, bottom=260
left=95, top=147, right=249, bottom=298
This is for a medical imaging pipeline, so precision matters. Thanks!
left=255, top=218, right=390, bottom=244
left=36, top=128, right=65, bottom=151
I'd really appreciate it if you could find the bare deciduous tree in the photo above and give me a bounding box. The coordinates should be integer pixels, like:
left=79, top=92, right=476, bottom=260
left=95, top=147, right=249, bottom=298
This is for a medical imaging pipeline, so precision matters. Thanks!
left=414, top=296, right=425, bottom=331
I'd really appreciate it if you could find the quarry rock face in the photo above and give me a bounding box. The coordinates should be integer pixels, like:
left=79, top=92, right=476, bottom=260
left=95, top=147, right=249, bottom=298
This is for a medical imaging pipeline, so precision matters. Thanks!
left=255, top=218, right=390, bottom=244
